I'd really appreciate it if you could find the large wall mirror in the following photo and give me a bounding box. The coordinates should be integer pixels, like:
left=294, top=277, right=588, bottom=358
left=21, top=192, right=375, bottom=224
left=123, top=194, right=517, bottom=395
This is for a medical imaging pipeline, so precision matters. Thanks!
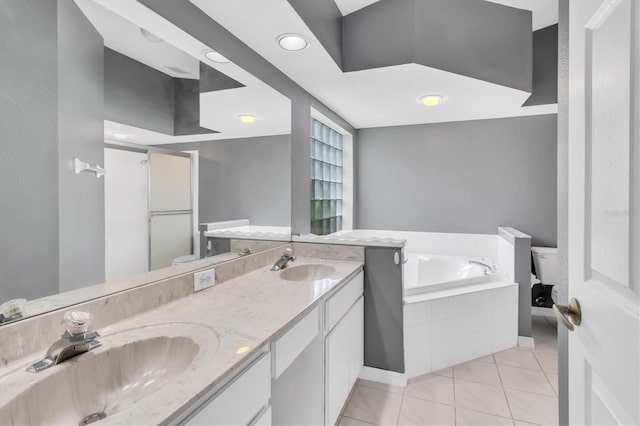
left=0, top=0, right=292, bottom=324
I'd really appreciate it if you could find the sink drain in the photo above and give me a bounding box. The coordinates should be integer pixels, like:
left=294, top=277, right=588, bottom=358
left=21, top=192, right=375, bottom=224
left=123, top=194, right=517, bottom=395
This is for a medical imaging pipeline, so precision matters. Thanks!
left=79, top=411, right=107, bottom=425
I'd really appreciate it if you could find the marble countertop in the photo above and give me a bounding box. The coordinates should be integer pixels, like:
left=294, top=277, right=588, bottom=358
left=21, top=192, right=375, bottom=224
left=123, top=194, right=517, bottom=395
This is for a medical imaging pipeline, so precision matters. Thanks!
left=203, top=225, right=292, bottom=241
left=0, top=257, right=363, bottom=425
left=293, top=230, right=406, bottom=248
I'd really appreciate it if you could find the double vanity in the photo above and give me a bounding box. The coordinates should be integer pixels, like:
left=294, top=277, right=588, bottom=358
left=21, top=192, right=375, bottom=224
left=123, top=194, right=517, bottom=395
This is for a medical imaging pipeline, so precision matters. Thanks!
left=0, top=249, right=364, bottom=425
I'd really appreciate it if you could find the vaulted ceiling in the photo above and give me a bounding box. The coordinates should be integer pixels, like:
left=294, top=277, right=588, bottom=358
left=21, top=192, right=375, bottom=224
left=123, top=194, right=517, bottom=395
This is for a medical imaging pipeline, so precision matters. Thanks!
left=79, top=0, right=558, bottom=143
left=191, top=0, right=559, bottom=129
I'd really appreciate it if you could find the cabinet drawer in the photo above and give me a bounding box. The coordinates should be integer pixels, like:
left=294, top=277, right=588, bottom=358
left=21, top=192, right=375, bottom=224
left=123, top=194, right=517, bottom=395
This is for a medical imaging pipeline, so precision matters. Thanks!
left=326, top=271, right=363, bottom=332
left=186, top=351, right=271, bottom=426
left=273, top=306, right=319, bottom=379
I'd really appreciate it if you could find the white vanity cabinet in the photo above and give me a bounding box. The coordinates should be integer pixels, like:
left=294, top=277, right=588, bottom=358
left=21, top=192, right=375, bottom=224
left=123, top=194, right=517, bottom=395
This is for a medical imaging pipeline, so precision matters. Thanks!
left=325, top=272, right=364, bottom=426
left=180, top=269, right=364, bottom=426
left=182, top=350, right=271, bottom=426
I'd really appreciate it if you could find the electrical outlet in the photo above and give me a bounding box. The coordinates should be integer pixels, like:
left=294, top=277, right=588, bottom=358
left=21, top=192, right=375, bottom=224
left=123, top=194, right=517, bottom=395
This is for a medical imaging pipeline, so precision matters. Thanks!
left=193, top=269, right=216, bottom=292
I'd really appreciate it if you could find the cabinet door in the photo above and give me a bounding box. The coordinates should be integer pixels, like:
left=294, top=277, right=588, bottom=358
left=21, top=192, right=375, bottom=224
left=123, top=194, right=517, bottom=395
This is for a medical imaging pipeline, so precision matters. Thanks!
left=325, top=316, right=350, bottom=426
left=185, top=352, right=270, bottom=426
left=348, top=297, right=364, bottom=388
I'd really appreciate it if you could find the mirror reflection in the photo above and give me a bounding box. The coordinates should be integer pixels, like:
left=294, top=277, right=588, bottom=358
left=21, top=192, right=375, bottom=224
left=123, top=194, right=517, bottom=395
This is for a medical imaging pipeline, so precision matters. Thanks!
left=0, top=0, right=292, bottom=324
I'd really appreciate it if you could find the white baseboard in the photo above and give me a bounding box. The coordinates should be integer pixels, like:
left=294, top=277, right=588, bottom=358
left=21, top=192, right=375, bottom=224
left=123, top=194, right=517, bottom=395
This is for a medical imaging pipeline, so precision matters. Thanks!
left=359, top=366, right=407, bottom=387
left=518, top=336, right=535, bottom=348
left=532, top=306, right=556, bottom=318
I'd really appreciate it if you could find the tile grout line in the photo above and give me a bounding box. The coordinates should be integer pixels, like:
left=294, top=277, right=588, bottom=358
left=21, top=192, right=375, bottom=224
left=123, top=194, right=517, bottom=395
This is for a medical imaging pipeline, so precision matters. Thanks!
left=531, top=345, right=558, bottom=377
left=493, top=364, right=559, bottom=398
left=395, top=393, right=405, bottom=426
left=452, top=361, right=459, bottom=425
left=494, top=352, right=516, bottom=423
left=395, top=377, right=406, bottom=426
left=543, top=369, right=559, bottom=397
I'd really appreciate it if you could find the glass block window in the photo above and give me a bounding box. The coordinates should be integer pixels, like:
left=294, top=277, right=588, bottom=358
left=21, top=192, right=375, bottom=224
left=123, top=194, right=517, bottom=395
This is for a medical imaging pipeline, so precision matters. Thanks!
left=310, top=118, right=343, bottom=235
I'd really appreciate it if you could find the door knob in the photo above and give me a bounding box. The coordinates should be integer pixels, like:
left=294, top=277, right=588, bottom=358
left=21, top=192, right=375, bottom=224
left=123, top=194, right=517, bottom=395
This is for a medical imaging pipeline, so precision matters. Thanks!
left=553, top=298, right=582, bottom=331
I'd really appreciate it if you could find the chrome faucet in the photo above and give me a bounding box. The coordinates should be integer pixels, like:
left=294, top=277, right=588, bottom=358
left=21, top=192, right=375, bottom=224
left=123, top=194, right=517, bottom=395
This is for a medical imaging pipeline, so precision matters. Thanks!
left=27, top=311, right=101, bottom=373
left=469, top=259, right=496, bottom=274
left=271, top=248, right=296, bottom=271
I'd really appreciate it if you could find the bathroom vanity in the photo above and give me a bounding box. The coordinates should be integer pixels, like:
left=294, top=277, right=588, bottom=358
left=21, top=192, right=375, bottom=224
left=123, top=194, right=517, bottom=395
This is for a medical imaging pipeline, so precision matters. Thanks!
left=181, top=269, right=363, bottom=426
left=0, top=251, right=364, bottom=426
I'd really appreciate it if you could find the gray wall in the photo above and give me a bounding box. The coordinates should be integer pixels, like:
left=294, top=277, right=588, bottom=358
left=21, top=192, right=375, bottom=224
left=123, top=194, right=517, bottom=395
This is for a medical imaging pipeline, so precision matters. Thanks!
left=163, top=135, right=291, bottom=226
left=288, top=0, right=343, bottom=68
left=343, top=0, right=532, bottom=92
left=57, top=0, right=105, bottom=293
left=364, top=247, right=405, bottom=373
left=173, top=77, right=214, bottom=136
left=0, top=0, right=106, bottom=301
left=356, top=114, right=558, bottom=247
left=104, top=48, right=175, bottom=135
left=524, top=24, right=559, bottom=106
left=139, top=0, right=356, bottom=235
left=0, top=0, right=59, bottom=302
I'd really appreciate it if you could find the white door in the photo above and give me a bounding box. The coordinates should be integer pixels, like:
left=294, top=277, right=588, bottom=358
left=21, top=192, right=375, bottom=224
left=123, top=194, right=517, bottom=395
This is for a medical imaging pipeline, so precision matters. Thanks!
left=104, top=148, right=149, bottom=281
left=325, top=315, right=350, bottom=426
left=565, top=0, right=639, bottom=424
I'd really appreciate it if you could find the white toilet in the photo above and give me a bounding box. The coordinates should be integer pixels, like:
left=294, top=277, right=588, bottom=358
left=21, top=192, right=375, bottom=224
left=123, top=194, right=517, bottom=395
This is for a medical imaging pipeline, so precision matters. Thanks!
left=531, top=247, right=558, bottom=308
left=531, top=246, right=559, bottom=285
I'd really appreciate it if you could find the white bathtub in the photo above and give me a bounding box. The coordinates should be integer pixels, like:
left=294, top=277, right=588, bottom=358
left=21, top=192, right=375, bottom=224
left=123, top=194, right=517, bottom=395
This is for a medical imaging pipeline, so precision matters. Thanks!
left=403, top=254, right=498, bottom=296
left=403, top=253, right=517, bottom=377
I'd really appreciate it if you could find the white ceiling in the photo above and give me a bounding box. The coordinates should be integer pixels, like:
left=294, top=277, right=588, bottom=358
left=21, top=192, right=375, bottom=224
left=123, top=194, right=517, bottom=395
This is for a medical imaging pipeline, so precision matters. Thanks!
left=333, top=0, right=380, bottom=16
left=75, top=0, right=200, bottom=78
left=484, top=0, right=559, bottom=30
left=199, top=86, right=291, bottom=142
left=79, top=0, right=291, bottom=144
left=192, top=0, right=556, bottom=130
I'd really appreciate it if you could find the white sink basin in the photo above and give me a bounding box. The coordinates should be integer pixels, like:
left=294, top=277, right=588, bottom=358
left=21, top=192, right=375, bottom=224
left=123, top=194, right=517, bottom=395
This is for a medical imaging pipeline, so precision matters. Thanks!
left=0, top=323, right=218, bottom=425
left=280, top=264, right=336, bottom=282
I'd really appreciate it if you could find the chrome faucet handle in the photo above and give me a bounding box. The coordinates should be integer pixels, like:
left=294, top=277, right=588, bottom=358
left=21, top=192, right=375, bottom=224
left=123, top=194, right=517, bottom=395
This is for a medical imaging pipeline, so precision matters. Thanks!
left=64, top=310, right=92, bottom=335
left=283, top=248, right=294, bottom=258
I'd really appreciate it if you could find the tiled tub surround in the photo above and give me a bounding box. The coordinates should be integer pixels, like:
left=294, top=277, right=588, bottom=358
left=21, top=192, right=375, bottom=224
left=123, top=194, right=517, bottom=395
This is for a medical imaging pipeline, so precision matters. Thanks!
left=404, top=284, right=519, bottom=377
left=294, top=230, right=524, bottom=381
left=391, top=230, right=520, bottom=377
left=294, top=230, right=497, bottom=256
left=0, top=243, right=293, bottom=367
left=0, top=256, right=364, bottom=424
left=296, top=228, right=522, bottom=268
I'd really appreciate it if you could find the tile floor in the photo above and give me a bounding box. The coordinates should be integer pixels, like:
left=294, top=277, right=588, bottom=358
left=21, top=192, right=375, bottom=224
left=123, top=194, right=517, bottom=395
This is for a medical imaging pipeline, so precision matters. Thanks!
left=338, top=315, right=559, bottom=426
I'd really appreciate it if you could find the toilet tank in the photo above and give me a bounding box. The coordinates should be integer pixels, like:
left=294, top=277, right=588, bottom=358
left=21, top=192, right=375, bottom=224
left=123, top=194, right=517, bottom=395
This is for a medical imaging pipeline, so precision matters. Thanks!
left=531, top=246, right=559, bottom=285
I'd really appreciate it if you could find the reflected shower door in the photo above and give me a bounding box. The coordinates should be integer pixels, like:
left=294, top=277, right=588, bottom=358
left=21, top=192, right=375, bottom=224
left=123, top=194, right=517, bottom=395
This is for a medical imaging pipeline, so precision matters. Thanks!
left=104, top=148, right=149, bottom=281
left=148, top=152, right=193, bottom=270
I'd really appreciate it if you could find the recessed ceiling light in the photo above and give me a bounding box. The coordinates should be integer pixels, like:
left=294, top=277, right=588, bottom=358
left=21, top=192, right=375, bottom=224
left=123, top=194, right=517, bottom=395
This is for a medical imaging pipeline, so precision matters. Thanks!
left=203, top=49, right=230, bottom=63
left=113, top=133, right=128, bottom=139
left=238, top=114, right=256, bottom=124
left=140, top=28, right=163, bottom=43
left=277, top=34, right=309, bottom=51
left=419, top=94, right=443, bottom=106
